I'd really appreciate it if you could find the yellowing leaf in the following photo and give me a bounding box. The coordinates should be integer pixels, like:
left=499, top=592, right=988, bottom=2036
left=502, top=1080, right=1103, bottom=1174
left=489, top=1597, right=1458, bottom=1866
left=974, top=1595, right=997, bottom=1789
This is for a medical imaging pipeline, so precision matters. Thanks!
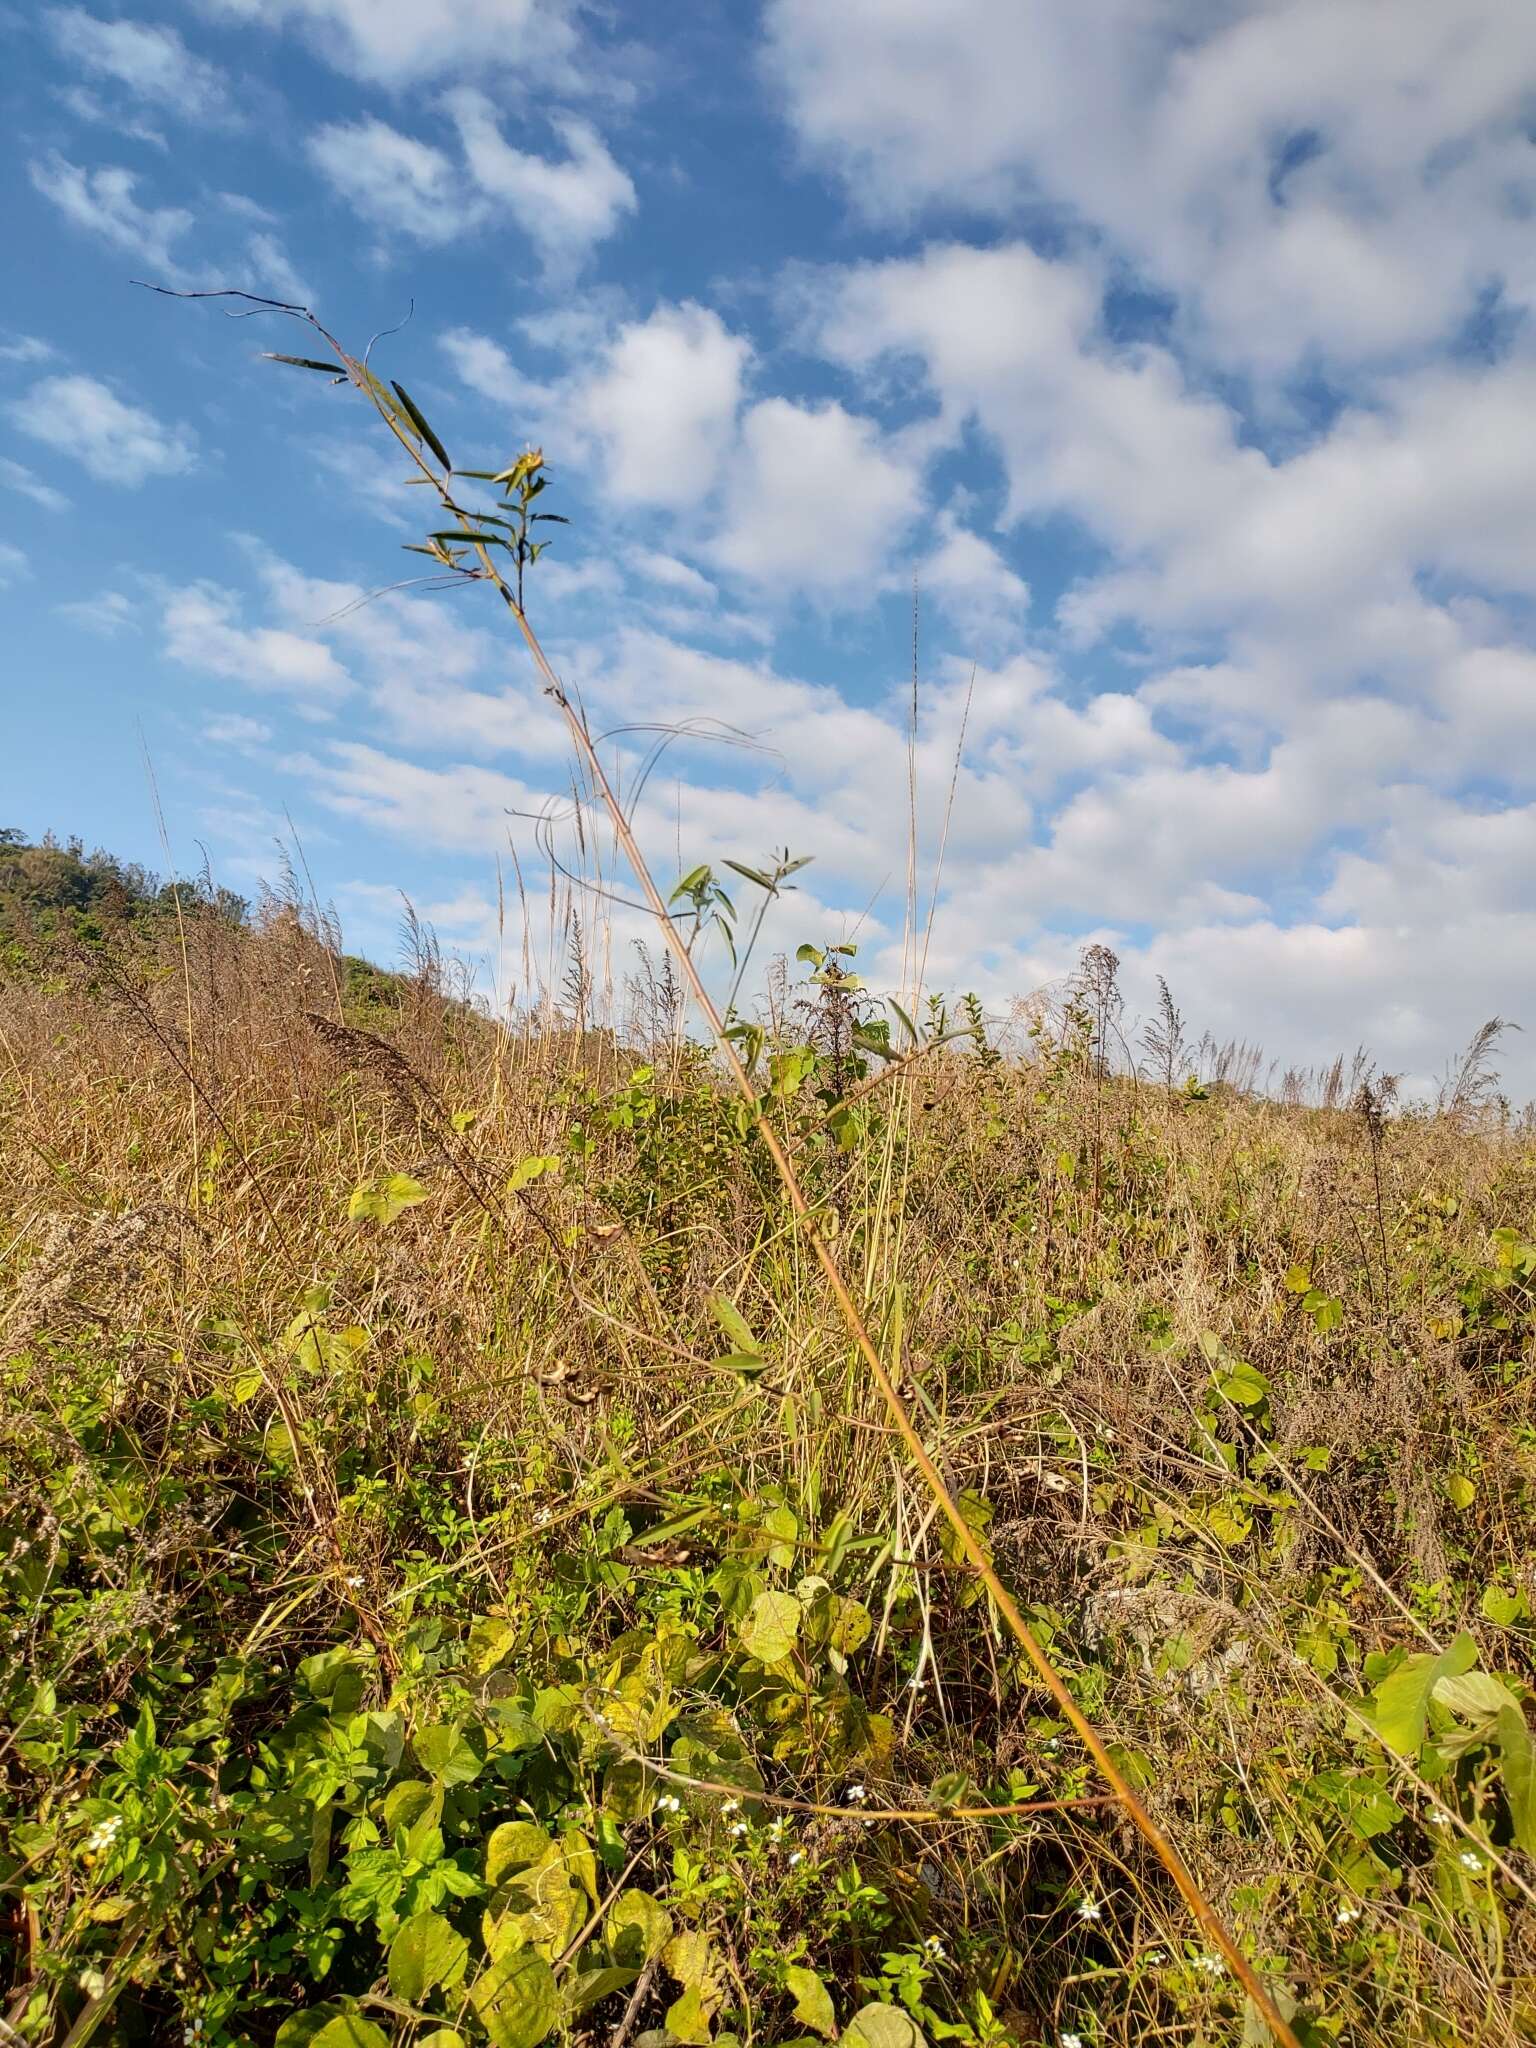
left=348, top=1173, right=427, bottom=1225
left=387, top=1911, right=468, bottom=2004
left=785, top=1964, right=836, bottom=2038
left=664, top=1985, right=712, bottom=2045
left=841, top=2003, right=929, bottom=2048
left=738, top=1590, right=800, bottom=1664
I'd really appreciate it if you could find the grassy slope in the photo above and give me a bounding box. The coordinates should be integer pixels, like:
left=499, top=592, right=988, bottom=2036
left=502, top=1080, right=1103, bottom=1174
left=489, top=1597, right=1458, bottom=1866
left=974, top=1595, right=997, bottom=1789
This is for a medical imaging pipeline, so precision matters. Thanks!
left=2, top=898, right=1534, bottom=2048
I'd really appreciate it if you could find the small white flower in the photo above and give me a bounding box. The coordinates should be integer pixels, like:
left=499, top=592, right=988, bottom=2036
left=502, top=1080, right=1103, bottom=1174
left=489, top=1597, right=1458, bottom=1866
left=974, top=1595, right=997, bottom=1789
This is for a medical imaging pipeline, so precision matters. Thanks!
left=1062, top=2034, right=1085, bottom=2048
left=344, top=1574, right=363, bottom=1588
left=1192, top=1953, right=1226, bottom=1977
left=907, top=1673, right=928, bottom=1692
left=656, top=1794, right=681, bottom=1813
left=922, top=1935, right=946, bottom=1959
left=788, top=1849, right=804, bottom=1865
left=1428, top=1809, right=1453, bottom=1826
left=729, top=1821, right=748, bottom=1837
left=1076, top=1896, right=1101, bottom=1921
left=1143, top=1950, right=1166, bottom=1964
left=768, top=1816, right=788, bottom=1841
left=845, top=1783, right=867, bottom=1803
left=1459, top=1851, right=1484, bottom=1872
left=533, top=1508, right=552, bottom=1527
left=1335, top=1904, right=1361, bottom=1926
left=77, top=1969, right=108, bottom=2000
left=1045, top=1738, right=1060, bottom=1752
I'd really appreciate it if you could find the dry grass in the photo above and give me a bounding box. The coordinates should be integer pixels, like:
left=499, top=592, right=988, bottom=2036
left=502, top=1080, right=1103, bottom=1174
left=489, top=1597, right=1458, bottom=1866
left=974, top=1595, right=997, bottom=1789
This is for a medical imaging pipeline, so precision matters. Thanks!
left=2, top=898, right=1535, bottom=2046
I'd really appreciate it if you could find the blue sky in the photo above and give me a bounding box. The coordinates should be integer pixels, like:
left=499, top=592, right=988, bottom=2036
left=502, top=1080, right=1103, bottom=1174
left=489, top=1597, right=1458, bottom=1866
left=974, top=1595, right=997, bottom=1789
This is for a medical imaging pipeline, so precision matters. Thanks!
left=5, top=0, right=1536, bottom=1095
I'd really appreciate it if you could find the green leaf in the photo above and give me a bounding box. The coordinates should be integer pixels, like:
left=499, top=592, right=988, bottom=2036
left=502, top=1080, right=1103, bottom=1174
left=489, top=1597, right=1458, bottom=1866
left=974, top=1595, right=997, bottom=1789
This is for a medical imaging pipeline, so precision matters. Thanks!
left=723, top=860, right=776, bottom=891
left=1481, top=1583, right=1529, bottom=1626
left=785, top=1965, right=836, bottom=2038
left=508, top=1155, right=560, bottom=1195
left=1283, top=1263, right=1312, bottom=1294
left=472, top=1944, right=559, bottom=2048
left=1445, top=1473, right=1476, bottom=1510
left=486, top=1821, right=552, bottom=1887
left=607, top=1887, right=672, bottom=1965
left=348, top=1173, right=427, bottom=1225
left=738, top=1590, right=800, bottom=1664
left=1365, top=1633, right=1478, bottom=1755
left=391, top=382, right=452, bottom=470
left=796, top=944, right=823, bottom=965
left=1434, top=1669, right=1521, bottom=1722
left=565, top=1965, right=639, bottom=2015
left=1213, top=1358, right=1270, bottom=1409
left=1305, top=1290, right=1344, bottom=1334
left=715, top=1352, right=769, bottom=1377
left=841, top=2004, right=928, bottom=2048
left=414, top=1723, right=484, bottom=1786
left=665, top=1985, right=712, bottom=2045
left=275, top=2011, right=380, bottom=2048
left=310, top=2019, right=391, bottom=2048
left=1497, top=1705, right=1536, bottom=1855
left=388, top=1910, right=469, bottom=2004
left=261, top=353, right=340, bottom=375
left=709, top=1295, right=759, bottom=1358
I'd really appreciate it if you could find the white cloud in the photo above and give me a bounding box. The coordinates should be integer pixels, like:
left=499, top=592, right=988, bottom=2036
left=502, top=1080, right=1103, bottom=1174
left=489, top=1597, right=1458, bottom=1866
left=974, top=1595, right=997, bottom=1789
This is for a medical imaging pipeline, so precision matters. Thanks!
left=46, top=8, right=232, bottom=121
left=0, top=543, right=31, bottom=590
left=241, top=231, right=312, bottom=304
left=201, top=0, right=582, bottom=84
left=0, top=336, right=55, bottom=365
left=439, top=328, right=555, bottom=417
left=576, top=302, right=751, bottom=510
left=204, top=712, right=273, bottom=746
left=29, top=154, right=192, bottom=277
left=710, top=396, right=921, bottom=593
left=0, top=458, right=71, bottom=513
left=162, top=581, right=354, bottom=708
left=56, top=591, right=137, bottom=636
left=923, top=509, right=1031, bottom=656
left=764, top=0, right=1536, bottom=378
left=307, top=119, right=476, bottom=244
left=9, top=374, right=195, bottom=486
left=446, top=90, right=636, bottom=276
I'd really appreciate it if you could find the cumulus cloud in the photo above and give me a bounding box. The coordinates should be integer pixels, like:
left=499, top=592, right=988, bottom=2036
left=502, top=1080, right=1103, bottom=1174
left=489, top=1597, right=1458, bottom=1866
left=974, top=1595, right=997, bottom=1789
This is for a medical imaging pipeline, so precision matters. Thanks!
left=306, top=119, right=473, bottom=244
left=446, top=90, right=636, bottom=276
left=162, top=581, right=354, bottom=708
left=574, top=302, right=751, bottom=510
left=710, top=397, right=922, bottom=593
left=764, top=0, right=1536, bottom=378
left=9, top=374, right=195, bottom=486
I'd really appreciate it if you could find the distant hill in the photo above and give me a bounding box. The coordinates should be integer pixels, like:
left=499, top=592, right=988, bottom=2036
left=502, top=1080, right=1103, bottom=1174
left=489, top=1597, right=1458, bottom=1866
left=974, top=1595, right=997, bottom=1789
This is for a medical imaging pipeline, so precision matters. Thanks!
left=0, top=827, right=408, bottom=1016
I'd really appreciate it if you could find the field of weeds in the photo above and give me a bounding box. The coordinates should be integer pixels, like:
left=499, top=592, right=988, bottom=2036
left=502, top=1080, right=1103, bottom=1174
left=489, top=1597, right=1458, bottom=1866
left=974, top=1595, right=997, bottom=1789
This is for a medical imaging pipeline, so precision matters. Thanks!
left=3, top=883, right=1535, bottom=2048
